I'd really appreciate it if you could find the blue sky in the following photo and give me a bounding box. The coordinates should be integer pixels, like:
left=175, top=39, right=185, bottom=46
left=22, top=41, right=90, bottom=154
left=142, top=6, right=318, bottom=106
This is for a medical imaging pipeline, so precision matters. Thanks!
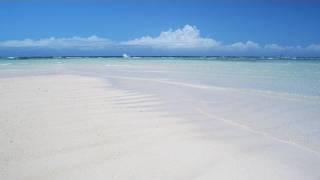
left=1, top=0, right=320, bottom=56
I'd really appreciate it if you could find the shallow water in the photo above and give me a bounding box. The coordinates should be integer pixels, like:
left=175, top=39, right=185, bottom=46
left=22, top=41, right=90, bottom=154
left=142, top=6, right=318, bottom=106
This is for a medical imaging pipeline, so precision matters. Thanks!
left=1, top=56, right=320, bottom=154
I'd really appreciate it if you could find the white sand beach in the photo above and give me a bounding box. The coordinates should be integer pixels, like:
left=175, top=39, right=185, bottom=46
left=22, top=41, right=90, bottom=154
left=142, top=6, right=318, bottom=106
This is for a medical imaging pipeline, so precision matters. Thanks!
left=1, top=75, right=320, bottom=180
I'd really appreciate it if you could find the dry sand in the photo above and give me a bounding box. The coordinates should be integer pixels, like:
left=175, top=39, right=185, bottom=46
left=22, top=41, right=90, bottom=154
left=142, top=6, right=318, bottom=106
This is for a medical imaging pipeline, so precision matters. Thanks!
left=0, top=75, right=319, bottom=180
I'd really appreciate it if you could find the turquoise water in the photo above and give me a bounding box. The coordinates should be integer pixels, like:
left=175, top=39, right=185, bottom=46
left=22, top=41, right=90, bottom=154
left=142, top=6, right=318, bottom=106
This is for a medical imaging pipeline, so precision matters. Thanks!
left=1, top=56, right=319, bottom=96
left=1, top=56, right=320, bottom=153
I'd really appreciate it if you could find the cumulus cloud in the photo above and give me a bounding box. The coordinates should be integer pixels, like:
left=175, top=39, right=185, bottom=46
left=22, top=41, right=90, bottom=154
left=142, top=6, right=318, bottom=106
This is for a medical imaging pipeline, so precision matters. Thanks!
left=122, top=25, right=319, bottom=55
left=0, top=36, right=111, bottom=49
left=224, top=41, right=260, bottom=51
left=123, top=25, right=220, bottom=49
left=0, top=25, right=320, bottom=56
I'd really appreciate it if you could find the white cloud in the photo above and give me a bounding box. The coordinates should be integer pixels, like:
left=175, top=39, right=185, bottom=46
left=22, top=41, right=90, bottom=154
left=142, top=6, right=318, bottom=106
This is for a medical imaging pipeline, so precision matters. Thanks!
left=307, top=44, right=320, bottom=51
left=264, top=43, right=286, bottom=51
left=0, top=36, right=111, bottom=49
left=123, top=25, right=220, bottom=49
left=0, top=25, right=319, bottom=56
left=224, top=41, right=260, bottom=51
left=122, top=25, right=315, bottom=55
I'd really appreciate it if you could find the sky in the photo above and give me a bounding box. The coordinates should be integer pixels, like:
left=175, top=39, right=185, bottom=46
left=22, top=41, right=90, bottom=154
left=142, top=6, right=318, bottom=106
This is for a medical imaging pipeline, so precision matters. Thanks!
left=1, top=0, right=320, bottom=56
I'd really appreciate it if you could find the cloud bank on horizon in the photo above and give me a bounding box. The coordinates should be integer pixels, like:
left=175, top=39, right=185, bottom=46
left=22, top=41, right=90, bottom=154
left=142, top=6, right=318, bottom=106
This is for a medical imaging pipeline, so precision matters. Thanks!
left=1, top=25, right=320, bottom=56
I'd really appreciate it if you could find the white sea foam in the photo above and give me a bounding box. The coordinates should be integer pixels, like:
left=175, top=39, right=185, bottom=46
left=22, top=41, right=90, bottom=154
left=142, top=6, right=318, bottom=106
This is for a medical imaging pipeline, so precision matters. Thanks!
left=122, top=53, right=130, bottom=58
